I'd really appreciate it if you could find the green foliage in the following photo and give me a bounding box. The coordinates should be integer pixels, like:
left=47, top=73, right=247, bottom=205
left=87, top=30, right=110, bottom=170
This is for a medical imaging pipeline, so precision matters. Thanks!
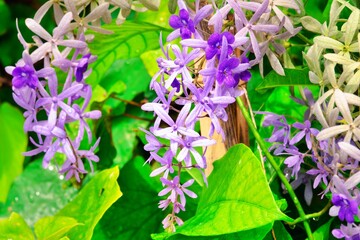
left=0, top=0, right=10, bottom=36
left=93, top=157, right=164, bottom=239
left=87, top=21, right=171, bottom=87
left=0, top=212, right=34, bottom=240
left=3, top=159, right=77, bottom=226
left=255, top=68, right=313, bottom=94
left=56, top=166, right=121, bottom=240
left=112, top=107, right=152, bottom=168
left=34, top=216, right=81, bottom=240
left=310, top=219, right=334, bottom=240
left=0, top=103, right=27, bottom=203
left=264, top=221, right=292, bottom=240
left=156, top=144, right=292, bottom=239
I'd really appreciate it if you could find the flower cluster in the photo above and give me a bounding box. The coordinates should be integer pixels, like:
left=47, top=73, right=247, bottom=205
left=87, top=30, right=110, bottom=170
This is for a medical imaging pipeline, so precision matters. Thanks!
left=261, top=1, right=360, bottom=238
left=142, top=0, right=301, bottom=231
left=6, top=0, right=160, bottom=181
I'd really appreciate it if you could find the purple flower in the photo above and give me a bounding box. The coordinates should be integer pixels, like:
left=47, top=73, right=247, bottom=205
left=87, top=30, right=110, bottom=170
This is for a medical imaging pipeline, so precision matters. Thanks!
left=159, top=176, right=197, bottom=207
left=169, top=9, right=195, bottom=39
left=176, top=137, right=216, bottom=168
left=290, top=120, right=319, bottom=150
left=75, top=53, right=93, bottom=82
left=283, top=148, right=304, bottom=177
left=228, top=0, right=279, bottom=62
left=216, top=57, right=247, bottom=88
left=149, top=151, right=174, bottom=179
left=307, top=162, right=329, bottom=189
left=11, top=65, right=38, bottom=89
left=206, top=32, right=234, bottom=60
left=181, top=32, right=248, bottom=60
left=153, top=102, right=199, bottom=139
left=331, top=194, right=359, bottom=223
left=59, top=157, right=87, bottom=182
left=332, top=224, right=360, bottom=240
left=77, top=138, right=100, bottom=172
left=36, top=81, right=83, bottom=129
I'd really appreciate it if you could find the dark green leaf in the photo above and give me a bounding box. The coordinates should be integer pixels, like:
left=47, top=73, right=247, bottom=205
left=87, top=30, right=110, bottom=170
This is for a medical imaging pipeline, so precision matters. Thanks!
left=56, top=166, right=121, bottom=240
left=112, top=107, right=152, bottom=168
left=101, top=57, right=152, bottom=102
left=310, top=219, right=334, bottom=240
left=0, top=0, right=10, bottom=36
left=93, top=157, right=164, bottom=240
left=0, top=212, right=34, bottom=240
left=167, top=144, right=291, bottom=238
left=4, top=159, right=77, bottom=226
left=34, top=216, right=81, bottom=240
left=87, top=21, right=170, bottom=87
left=264, top=221, right=292, bottom=240
left=255, top=68, right=313, bottom=94
left=0, top=103, right=27, bottom=203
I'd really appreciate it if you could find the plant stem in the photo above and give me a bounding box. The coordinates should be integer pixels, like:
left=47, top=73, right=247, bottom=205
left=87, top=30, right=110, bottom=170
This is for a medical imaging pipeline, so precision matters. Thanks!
left=288, top=201, right=331, bottom=225
left=297, top=33, right=313, bottom=45
left=236, top=97, right=314, bottom=240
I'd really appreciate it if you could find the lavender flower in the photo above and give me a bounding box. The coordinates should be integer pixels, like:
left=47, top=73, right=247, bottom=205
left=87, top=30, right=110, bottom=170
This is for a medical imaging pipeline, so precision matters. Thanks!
left=290, top=120, right=319, bottom=150
left=331, top=194, right=358, bottom=223
left=169, top=9, right=195, bottom=39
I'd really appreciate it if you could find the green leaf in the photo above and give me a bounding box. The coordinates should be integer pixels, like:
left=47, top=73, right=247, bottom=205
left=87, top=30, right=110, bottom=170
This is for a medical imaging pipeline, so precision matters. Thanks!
left=4, top=159, right=77, bottom=226
left=112, top=107, right=152, bottom=168
left=255, top=68, right=313, bottom=94
left=0, top=212, right=34, bottom=240
left=264, top=221, right=292, bottom=240
left=171, top=144, right=292, bottom=238
left=0, top=0, right=11, bottom=36
left=152, top=224, right=273, bottom=240
left=34, top=216, right=81, bottom=240
left=0, top=103, right=27, bottom=202
left=87, top=21, right=170, bottom=87
left=93, top=157, right=164, bottom=239
left=101, top=57, right=152, bottom=102
left=310, top=219, right=334, bottom=240
left=135, top=0, right=172, bottom=28
left=56, top=166, right=121, bottom=240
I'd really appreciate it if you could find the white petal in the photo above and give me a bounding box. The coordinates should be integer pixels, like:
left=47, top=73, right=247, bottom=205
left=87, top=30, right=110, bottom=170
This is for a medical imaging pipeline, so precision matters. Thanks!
left=316, top=125, right=349, bottom=140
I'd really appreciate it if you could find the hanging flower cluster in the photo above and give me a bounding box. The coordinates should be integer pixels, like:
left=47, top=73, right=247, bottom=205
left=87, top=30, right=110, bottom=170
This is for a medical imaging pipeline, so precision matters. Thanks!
left=261, top=0, right=360, bottom=238
left=5, top=0, right=160, bottom=182
left=142, top=0, right=301, bottom=231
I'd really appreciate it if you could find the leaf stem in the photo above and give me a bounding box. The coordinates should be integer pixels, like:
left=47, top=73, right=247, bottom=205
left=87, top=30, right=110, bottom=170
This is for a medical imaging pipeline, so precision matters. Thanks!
left=288, top=201, right=331, bottom=225
left=235, top=96, right=314, bottom=240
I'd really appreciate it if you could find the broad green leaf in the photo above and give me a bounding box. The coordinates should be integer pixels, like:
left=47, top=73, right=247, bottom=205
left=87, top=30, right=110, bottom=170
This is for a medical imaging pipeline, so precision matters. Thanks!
left=4, top=159, right=77, bottom=226
left=87, top=21, right=171, bottom=87
left=169, top=144, right=292, bottom=238
left=93, top=157, right=164, bottom=239
left=56, top=166, right=121, bottom=240
left=0, top=103, right=27, bottom=202
left=34, top=216, right=81, bottom=240
left=255, top=68, right=313, bottom=94
left=112, top=106, right=152, bottom=168
left=0, top=212, right=34, bottom=240
left=264, top=221, right=292, bottom=240
left=153, top=224, right=273, bottom=240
